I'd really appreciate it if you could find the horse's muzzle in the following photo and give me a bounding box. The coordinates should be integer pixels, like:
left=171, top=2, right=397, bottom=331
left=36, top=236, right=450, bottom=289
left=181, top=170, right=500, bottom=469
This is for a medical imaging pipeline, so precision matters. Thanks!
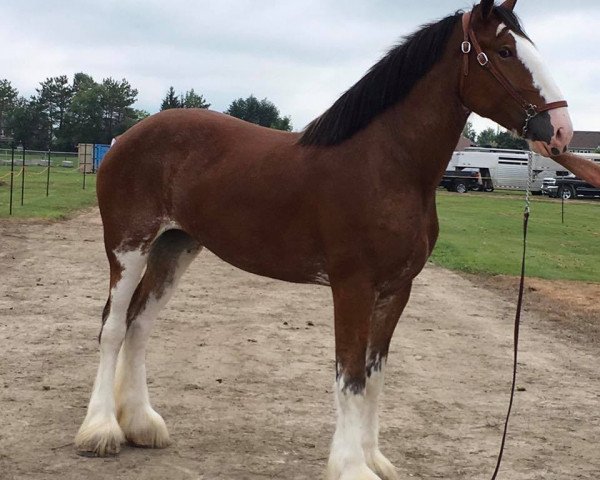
left=528, top=107, right=573, bottom=157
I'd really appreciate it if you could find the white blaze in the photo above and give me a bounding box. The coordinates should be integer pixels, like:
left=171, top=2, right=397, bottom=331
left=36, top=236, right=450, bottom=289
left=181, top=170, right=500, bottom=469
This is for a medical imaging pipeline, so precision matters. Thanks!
left=513, top=33, right=564, bottom=104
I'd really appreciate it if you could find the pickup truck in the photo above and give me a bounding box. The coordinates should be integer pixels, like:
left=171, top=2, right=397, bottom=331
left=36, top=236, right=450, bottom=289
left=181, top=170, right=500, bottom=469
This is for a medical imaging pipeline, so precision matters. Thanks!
left=439, top=169, right=482, bottom=193
left=542, top=175, right=600, bottom=200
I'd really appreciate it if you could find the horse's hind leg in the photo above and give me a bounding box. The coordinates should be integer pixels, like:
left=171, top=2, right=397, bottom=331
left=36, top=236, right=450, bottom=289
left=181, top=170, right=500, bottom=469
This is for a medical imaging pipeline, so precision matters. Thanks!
left=75, top=246, right=148, bottom=456
left=115, top=230, right=201, bottom=448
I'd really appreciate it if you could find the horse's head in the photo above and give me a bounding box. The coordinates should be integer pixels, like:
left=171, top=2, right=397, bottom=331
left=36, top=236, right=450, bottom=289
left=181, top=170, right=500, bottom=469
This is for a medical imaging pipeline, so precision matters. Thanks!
left=460, top=0, right=572, bottom=158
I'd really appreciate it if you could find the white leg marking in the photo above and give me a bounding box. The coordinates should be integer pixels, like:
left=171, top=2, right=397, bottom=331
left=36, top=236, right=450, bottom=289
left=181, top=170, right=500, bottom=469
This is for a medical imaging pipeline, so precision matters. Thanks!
left=327, top=378, right=381, bottom=480
left=75, top=249, right=147, bottom=456
left=115, top=247, right=198, bottom=448
left=363, top=361, right=398, bottom=480
left=115, top=295, right=171, bottom=448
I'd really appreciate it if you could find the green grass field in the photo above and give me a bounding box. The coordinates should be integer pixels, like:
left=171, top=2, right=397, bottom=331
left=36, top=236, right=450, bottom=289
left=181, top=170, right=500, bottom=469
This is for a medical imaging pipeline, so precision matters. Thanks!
left=0, top=165, right=97, bottom=219
left=432, top=191, right=600, bottom=282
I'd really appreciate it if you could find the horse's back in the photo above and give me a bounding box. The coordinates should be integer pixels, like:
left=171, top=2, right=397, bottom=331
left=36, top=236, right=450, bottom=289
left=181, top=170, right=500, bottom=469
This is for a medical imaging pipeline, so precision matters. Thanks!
left=97, top=109, right=303, bottom=224
left=98, top=109, right=297, bottom=185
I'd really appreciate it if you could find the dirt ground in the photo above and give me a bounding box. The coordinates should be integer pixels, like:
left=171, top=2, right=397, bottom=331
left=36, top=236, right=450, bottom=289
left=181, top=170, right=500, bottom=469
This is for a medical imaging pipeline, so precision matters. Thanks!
left=1, top=209, right=599, bottom=480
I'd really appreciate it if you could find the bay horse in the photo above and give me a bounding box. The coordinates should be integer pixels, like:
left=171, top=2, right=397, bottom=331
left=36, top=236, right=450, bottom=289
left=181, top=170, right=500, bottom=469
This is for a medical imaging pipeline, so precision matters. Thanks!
left=75, top=1, right=600, bottom=478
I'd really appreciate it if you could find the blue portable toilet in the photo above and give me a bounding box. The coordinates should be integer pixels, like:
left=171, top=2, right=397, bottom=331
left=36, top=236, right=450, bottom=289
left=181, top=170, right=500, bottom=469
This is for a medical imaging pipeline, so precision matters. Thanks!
left=93, top=144, right=111, bottom=172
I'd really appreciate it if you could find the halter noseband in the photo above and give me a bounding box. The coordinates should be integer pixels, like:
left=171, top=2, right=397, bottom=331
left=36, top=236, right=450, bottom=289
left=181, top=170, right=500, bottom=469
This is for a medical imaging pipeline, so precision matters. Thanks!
left=460, top=11, right=568, bottom=137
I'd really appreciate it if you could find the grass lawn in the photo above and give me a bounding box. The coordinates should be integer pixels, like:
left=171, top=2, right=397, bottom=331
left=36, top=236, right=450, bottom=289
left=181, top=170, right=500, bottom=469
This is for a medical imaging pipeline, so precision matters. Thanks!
left=432, top=190, right=600, bottom=282
left=0, top=165, right=97, bottom=219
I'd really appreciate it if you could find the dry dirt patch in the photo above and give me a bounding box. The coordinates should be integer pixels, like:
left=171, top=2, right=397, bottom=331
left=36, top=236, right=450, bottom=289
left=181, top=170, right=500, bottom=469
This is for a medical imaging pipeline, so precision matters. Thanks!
left=0, top=209, right=599, bottom=479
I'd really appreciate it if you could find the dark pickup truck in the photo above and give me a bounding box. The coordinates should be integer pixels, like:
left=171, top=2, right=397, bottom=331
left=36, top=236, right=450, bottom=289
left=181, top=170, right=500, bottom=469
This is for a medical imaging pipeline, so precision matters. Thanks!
left=439, top=169, right=481, bottom=193
left=542, top=175, right=600, bottom=200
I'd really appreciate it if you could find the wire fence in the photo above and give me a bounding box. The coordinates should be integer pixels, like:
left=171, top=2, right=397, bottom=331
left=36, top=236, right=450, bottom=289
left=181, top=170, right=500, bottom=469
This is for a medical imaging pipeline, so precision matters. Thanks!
left=0, top=147, right=95, bottom=216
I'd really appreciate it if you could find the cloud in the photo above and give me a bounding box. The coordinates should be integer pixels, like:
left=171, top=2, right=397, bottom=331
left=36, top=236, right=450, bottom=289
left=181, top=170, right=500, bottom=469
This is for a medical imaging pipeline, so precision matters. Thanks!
left=2, top=1, right=599, bottom=132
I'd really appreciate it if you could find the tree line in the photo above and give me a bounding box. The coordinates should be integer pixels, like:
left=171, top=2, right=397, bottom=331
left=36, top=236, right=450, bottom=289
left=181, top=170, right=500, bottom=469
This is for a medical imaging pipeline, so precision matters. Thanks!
left=462, top=120, right=529, bottom=150
left=0, top=75, right=292, bottom=152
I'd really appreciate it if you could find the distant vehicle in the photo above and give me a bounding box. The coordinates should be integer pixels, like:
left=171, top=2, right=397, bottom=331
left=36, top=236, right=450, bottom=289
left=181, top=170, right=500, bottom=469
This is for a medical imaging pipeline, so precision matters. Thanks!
left=542, top=175, right=600, bottom=199
left=439, top=169, right=481, bottom=193
left=449, top=147, right=570, bottom=193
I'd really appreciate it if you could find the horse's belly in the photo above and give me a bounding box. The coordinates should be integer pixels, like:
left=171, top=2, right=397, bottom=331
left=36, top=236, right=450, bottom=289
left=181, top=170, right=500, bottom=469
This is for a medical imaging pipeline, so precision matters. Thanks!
left=186, top=218, right=326, bottom=285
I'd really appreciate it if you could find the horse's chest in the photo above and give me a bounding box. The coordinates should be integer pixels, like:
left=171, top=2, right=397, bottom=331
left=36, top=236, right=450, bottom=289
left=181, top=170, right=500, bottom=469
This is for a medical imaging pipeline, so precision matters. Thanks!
left=366, top=202, right=437, bottom=281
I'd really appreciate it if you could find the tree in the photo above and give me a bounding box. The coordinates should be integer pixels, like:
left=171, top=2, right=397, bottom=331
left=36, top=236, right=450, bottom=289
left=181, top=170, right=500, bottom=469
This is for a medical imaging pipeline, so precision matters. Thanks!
left=161, top=86, right=181, bottom=110
left=64, top=81, right=104, bottom=146
left=73, top=72, right=96, bottom=93
left=225, top=95, right=292, bottom=131
left=36, top=75, right=73, bottom=148
left=476, top=127, right=498, bottom=147
left=462, top=120, right=477, bottom=142
left=494, top=130, right=528, bottom=150
left=161, top=87, right=211, bottom=110
left=58, top=74, right=141, bottom=148
left=100, top=77, right=138, bottom=140
left=6, top=96, right=50, bottom=149
left=475, top=127, right=528, bottom=150
left=0, top=79, right=18, bottom=141
left=182, top=89, right=210, bottom=109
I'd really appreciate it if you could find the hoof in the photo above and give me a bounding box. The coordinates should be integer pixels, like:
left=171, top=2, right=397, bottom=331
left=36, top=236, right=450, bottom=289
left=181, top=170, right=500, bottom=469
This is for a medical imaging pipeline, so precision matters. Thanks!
left=366, top=450, right=399, bottom=480
left=75, top=417, right=125, bottom=457
left=118, top=406, right=171, bottom=449
left=326, top=462, right=382, bottom=480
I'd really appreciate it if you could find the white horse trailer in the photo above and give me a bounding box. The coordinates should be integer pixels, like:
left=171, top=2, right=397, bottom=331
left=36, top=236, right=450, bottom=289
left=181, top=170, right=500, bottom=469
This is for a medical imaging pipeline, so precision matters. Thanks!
left=448, top=147, right=569, bottom=193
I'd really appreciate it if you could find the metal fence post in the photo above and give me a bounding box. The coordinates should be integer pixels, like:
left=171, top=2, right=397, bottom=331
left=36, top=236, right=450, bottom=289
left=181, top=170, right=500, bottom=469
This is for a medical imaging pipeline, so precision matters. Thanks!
left=20, top=146, right=25, bottom=206
left=9, top=146, right=15, bottom=215
left=46, top=150, right=51, bottom=197
left=82, top=144, right=87, bottom=190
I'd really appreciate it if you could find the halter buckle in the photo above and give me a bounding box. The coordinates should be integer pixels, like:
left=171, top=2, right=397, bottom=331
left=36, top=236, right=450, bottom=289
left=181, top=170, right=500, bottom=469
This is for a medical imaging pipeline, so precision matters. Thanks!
left=477, top=52, right=489, bottom=66
left=461, top=41, right=471, bottom=54
left=525, top=104, right=538, bottom=118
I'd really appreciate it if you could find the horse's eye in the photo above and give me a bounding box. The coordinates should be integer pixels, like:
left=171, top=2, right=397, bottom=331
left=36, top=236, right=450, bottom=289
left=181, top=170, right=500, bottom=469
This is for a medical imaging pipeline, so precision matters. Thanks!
left=499, top=48, right=513, bottom=59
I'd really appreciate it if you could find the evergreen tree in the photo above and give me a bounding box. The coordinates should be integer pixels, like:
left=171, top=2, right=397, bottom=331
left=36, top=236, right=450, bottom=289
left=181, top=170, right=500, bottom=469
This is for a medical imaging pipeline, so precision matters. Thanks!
left=100, top=77, right=138, bottom=141
left=161, top=86, right=182, bottom=110
left=36, top=75, right=73, bottom=147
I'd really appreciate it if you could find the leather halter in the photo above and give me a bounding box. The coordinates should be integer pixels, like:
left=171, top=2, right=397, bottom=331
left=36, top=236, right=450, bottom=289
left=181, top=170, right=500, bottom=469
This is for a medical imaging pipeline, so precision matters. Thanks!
left=460, top=11, right=568, bottom=137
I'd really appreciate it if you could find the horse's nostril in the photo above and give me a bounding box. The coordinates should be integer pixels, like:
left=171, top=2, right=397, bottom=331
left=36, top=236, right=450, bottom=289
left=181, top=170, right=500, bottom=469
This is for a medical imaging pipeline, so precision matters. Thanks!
left=551, top=147, right=560, bottom=156
left=563, top=145, right=568, bottom=153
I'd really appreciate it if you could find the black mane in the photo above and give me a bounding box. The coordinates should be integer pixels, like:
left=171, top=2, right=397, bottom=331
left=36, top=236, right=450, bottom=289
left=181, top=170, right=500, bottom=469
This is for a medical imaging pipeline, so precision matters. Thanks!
left=298, top=6, right=528, bottom=147
left=298, top=13, right=462, bottom=146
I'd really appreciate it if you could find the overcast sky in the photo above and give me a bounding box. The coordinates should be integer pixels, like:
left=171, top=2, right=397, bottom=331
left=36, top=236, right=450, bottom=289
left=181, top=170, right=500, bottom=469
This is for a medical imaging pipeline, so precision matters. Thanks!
left=3, top=1, right=600, bottom=134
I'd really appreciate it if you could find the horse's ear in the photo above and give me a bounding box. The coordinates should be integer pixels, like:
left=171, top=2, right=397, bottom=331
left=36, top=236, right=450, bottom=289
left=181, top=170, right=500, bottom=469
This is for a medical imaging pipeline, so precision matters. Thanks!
left=479, top=0, right=495, bottom=19
left=500, top=0, right=517, bottom=10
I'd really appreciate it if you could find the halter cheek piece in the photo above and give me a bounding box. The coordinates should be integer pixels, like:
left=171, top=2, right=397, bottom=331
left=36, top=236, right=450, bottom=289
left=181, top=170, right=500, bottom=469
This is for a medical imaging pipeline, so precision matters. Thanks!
left=460, top=11, right=568, bottom=138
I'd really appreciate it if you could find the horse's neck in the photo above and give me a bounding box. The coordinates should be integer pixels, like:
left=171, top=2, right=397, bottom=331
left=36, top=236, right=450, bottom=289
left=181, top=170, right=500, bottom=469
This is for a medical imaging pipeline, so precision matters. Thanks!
left=355, top=43, right=469, bottom=191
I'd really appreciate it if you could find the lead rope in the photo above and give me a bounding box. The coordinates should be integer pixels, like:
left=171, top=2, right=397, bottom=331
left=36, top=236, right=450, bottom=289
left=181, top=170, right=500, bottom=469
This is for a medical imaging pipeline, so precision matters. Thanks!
left=490, top=152, right=532, bottom=479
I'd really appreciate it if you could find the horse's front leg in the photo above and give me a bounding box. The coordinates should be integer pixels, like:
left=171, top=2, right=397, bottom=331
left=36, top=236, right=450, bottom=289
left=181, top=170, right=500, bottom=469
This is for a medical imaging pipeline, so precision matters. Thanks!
left=327, top=276, right=380, bottom=480
left=363, top=284, right=412, bottom=480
